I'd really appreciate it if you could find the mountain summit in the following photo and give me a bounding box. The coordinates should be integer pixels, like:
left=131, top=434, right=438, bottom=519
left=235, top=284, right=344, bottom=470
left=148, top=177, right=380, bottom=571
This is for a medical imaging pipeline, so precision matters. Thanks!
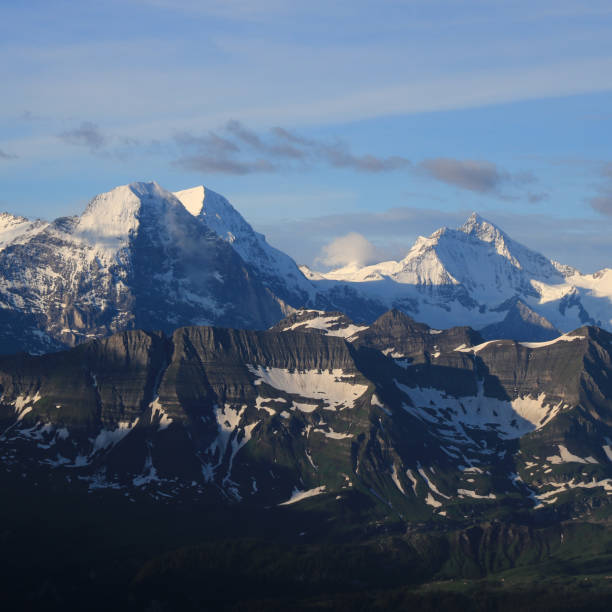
left=173, top=185, right=314, bottom=306
left=0, top=184, right=612, bottom=354
left=312, top=212, right=612, bottom=334
left=0, top=182, right=286, bottom=353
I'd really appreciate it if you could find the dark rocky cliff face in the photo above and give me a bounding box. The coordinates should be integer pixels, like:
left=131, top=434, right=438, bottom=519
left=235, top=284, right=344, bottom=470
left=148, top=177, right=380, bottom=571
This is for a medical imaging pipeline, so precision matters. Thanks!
left=1, top=311, right=612, bottom=523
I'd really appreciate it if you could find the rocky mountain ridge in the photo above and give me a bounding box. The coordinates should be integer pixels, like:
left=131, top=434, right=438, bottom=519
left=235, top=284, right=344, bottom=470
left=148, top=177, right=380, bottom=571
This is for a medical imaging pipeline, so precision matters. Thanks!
left=2, top=308, right=612, bottom=522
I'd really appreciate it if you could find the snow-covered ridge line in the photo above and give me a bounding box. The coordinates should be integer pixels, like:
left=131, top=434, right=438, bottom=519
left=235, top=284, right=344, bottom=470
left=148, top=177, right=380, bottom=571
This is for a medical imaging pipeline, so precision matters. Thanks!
left=519, top=334, right=585, bottom=349
left=455, top=333, right=585, bottom=353
left=275, top=311, right=368, bottom=339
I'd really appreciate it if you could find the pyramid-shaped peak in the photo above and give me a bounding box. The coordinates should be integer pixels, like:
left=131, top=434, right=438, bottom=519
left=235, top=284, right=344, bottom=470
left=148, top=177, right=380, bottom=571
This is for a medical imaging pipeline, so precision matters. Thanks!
left=83, top=181, right=175, bottom=214
left=174, top=185, right=206, bottom=216
left=465, top=211, right=485, bottom=223
left=127, top=180, right=169, bottom=199
left=461, top=211, right=496, bottom=230
left=174, top=185, right=241, bottom=218
left=76, top=181, right=185, bottom=255
left=459, top=212, right=506, bottom=242
left=372, top=308, right=427, bottom=331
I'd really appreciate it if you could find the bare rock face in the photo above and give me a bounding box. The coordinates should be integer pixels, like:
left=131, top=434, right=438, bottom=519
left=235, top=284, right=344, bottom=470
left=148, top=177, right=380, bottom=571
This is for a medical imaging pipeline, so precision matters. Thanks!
left=2, top=310, right=612, bottom=523
left=481, top=298, right=559, bottom=342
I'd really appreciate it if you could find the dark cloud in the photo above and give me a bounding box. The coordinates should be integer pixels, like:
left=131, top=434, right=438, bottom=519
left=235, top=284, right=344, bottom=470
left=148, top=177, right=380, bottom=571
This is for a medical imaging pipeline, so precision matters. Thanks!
left=420, top=158, right=504, bottom=193
left=175, top=131, right=240, bottom=154
left=225, top=120, right=265, bottom=149
left=588, top=163, right=612, bottom=216
left=527, top=192, right=549, bottom=204
left=590, top=192, right=612, bottom=216
left=173, top=120, right=412, bottom=175
left=0, top=149, right=18, bottom=160
left=58, top=121, right=106, bottom=151
left=173, top=121, right=537, bottom=199
left=228, top=121, right=307, bottom=159
left=271, top=126, right=313, bottom=147
left=173, top=155, right=276, bottom=175
left=320, top=142, right=411, bottom=172
left=418, top=157, right=529, bottom=195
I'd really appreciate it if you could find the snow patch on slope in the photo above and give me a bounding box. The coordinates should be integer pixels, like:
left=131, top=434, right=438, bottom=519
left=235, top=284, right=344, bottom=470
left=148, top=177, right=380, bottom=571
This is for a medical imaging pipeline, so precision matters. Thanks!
left=280, top=486, right=327, bottom=505
left=91, top=421, right=135, bottom=453
left=546, top=445, right=598, bottom=464
left=397, top=383, right=563, bottom=440
left=248, top=366, right=368, bottom=411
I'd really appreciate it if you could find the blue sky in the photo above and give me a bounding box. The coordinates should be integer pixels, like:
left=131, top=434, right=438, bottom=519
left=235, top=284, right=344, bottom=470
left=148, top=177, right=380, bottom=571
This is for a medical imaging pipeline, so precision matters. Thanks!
left=1, top=0, right=612, bottom=271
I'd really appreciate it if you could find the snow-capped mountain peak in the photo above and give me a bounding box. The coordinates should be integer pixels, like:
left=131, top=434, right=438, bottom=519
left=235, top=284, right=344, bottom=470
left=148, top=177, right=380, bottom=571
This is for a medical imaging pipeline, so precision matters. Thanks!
left=74, top=181, right=189, bottom=263
left=459, top=211, right=501, bottom=239
left=309, top=211, right=612, bottom=334
left=172, top=185, right=205, bottom=216
left=174, top=184, right=249, bottom=242
left=0, top=212, right=47, bottom=250
left=174, top=185, right=314, bottom=305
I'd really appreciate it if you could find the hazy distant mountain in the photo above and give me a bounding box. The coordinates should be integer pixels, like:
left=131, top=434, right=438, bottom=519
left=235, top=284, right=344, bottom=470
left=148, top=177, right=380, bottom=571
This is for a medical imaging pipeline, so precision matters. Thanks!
left=308, top=213, right=612, bottom=335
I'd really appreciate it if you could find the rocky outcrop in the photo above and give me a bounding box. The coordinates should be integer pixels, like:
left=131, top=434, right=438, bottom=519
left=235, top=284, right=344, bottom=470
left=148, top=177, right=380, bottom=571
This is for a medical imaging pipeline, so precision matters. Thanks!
left=1, top=312, right=612, bottom=522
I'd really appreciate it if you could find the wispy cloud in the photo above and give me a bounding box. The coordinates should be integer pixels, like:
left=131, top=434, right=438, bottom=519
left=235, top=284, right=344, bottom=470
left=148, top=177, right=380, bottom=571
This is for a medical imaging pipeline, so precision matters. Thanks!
left=174, top=120, right=540, bottom=199
left=173, top=120, right=412, bottom=175
left=174, top=155, right=276, bottom=175
left=588, top=163, right=612, bottom=215
left=58, top=121, right=106, bottom=151
left=527, top=192, right=549, bottom=204
left=0, top=149, right=18, bottom=160
left=419, top=158, right=535, bottom=195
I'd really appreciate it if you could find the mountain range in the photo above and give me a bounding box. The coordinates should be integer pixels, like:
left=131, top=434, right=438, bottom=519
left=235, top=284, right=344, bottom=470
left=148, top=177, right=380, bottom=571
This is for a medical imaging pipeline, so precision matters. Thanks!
left=3, top=308, right=612, bottom=518
left=3, top=308, right=612, bottom=608
left=1, top=181, right=612, bottom=355
left=4, top=182, right=612, bottom=608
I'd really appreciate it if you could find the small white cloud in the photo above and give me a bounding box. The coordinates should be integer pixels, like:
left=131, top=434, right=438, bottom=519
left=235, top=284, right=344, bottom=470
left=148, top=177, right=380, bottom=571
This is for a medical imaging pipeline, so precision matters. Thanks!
left=317, top=232, right=377, bottom=268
